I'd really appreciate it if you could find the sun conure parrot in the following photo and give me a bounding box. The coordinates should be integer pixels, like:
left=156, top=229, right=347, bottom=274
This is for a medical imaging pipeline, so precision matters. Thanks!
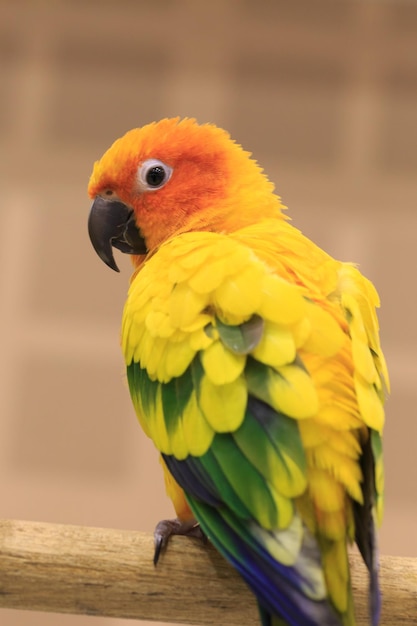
left=87, top=117, right=388, bottom=626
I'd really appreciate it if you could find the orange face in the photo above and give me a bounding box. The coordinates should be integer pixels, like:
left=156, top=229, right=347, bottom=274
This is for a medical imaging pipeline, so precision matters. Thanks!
left=88, top=117, right=283, bottom=267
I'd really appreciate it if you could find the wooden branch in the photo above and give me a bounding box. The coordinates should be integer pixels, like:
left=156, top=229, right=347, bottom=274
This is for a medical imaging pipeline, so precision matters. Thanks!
left=0, top=520, right=416, bottom=625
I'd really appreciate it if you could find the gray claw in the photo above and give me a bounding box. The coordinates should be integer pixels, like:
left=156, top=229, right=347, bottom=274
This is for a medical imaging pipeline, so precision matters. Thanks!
left=153, top=518, right=204, bottom=565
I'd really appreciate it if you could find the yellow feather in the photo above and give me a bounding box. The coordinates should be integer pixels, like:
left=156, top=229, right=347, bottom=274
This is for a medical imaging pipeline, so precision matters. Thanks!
left=351, top=335, right=379, bottom=385
left=143, top=336, right=167, bottom=379
left=298, top=418, right=329, bottom=449
left=308, top=468, right=345, bottom=513
left=340, top=266, right=390, bottom=393
left=200, top=340, right=246, bottom=384
left=144, top=386, right=172, bottom=455
left=177, top=242, right=212, bottom=269
left=343, top=293, right=368, bottom=342
left=155, top=339, right=195, bottom=382
left=327, top=430, right=362, bottom=459
left=267, top=364, right=319, bottom=419
left=316, top=509, right=348, bottom=541
left=198, top=375, right=247, bottom=432
left=214, top=264, right=264, bottom=317
left=251, top=321, right=296, bottom=368
left=167, top=234, right=211, bottom=258
left=377, top=346, right=390, bottom=394
left=249, top=515, right=303, bottom=566
left=308, top=445, right=363, bottom=504
left=300, top=419, right=361, bottom=458
left=188, top=256, right=233, bottom=292
left=376, top=491, right=384, bottom=526
left=322, top=540, right=350, bottom=613
left=270, top=451, right=308, bottom=498
left=123, top=309, right=149, bottom=364
left=145, top=310, right=175, bottom=338
left=291, top=317, right=311, bottom=349
left=188, top=246, right=248, bottom=293
left=169, top=282, right=209, bottom=328
left=129, top=389, right=151, bottom=439
left=167, top=261, right=193, bottom=283
left=166, top=414, right=189, bottom=461
left=295, top=494, right=317, bottom=535
left=301, top=301, right=346, bottom=358
left=339, top=264, right=380, bottom=343
left=133, top=327, right=155, bottom=367
left=188, top=327, right=214, bottom=351
left=180, top=313, right=212, bottom=333
left=181, top=391, right=214, bottom=456
left=354, top=373, right=385, bottom=431
left=374, top=455, right=384, bottom=499
left=258, top=274, right=305, bottom=325
left=315, top=405, right=363, bottom=432
left=122, top=323, right=137, bottom=366
left=125, top=283, right=153, bottom=313
left=265, top=486, right=294, bottom=530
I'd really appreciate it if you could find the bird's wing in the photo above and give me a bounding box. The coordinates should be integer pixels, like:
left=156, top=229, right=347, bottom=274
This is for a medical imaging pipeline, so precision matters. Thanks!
left=122, top=228, right=385, bottom=626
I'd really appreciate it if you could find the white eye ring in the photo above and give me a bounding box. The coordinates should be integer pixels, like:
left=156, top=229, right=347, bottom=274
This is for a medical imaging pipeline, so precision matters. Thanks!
left=137, top=159, right=173, bottom=191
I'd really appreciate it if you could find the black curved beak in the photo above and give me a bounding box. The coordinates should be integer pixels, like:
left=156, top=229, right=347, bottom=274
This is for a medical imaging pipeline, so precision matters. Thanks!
left=88, top=196, right=147, bottom=272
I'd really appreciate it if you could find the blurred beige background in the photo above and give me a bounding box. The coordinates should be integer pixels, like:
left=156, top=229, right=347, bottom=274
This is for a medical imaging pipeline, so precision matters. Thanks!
left=1, top=1, right=416, bottom=625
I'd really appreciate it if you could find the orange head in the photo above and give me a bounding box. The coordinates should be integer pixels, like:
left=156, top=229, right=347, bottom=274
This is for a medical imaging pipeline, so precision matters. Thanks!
left=88, top=117, right=285, bottom=270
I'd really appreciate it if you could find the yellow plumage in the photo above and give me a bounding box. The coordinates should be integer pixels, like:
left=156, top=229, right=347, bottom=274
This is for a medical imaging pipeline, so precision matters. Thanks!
left=122, top=219, right=386, bottom=519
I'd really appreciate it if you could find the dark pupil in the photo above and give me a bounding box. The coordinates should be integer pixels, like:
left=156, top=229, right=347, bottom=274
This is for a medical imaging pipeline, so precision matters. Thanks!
left=146, top=166, right=165, bottom=187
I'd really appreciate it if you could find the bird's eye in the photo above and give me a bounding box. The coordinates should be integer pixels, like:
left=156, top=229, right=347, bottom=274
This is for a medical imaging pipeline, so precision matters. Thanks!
left=138, top=159, right=173, bottom=191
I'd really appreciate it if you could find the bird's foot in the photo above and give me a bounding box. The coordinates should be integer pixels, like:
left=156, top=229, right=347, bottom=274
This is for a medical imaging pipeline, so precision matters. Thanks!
left=153, top=518, right=205, bottom=565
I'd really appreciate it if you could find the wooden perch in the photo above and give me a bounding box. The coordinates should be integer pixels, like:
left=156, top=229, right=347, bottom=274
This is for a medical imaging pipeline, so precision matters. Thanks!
left=0, top=519, right=416, bottom=625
